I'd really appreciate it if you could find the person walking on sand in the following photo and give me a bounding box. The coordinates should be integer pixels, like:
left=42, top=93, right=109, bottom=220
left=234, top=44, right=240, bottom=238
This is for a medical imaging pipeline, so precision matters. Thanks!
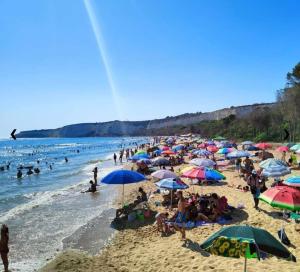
left=174, top=191, right=187, bottom=240
left=247, top=170, right=260, bottom=210
left=0, top=224, right=9, bottom=272
left=92, top=167, right=98, bottom=185
left=113, top=153, right=117, bottom=165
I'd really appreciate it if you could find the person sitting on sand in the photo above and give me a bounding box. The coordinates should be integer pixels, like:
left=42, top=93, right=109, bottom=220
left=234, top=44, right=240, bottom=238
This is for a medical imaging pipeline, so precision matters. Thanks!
left=134, top=187, right=147, bottom=205
left=0, top=224, right=9, bottom=272
left=243, top=157, right=254, bottom=174
left=155, top=212, right=170, bottom=235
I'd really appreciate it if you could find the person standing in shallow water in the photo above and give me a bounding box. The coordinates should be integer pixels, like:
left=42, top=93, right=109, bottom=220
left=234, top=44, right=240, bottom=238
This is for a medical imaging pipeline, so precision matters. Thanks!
left=113, top=153, right=117, bottom=165
left=92, top=167, right=98, bottom=185
left=0, top=224, right=9, bottom=272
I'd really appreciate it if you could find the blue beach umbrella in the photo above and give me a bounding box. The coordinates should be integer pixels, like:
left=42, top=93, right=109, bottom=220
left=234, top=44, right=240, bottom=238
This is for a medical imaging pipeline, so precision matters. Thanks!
left=241, top=141, right=254, bottom=145
left=128, top=153, right=150, bottom=161
left=193, top=149, right=212, bottom=156
left=227, top=151, right=251, bottom=159
left=283, top=176, right=300, bottom=188
left=102, top=170, right=146, bottom=204
left=153, top=150, right=162, bottom=156
left=156, top=178, right=188, bottom=206
left=259, top=159, right=288, bottom=169
left=290, top=144, right=300, bottom=151
left=246, top=145, right=259, bottom=151
left=155, top=178, right=189, bottom=190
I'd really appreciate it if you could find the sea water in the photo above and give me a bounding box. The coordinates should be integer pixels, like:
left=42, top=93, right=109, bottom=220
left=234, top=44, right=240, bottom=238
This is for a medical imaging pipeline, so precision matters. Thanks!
left=0, top=137, right=149, bottom=271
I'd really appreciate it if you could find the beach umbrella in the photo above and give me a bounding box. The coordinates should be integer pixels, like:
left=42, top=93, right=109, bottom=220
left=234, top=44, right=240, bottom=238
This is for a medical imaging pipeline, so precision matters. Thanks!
left=152, top=157, right=170, bottom=166
left=161, top=150, right=176, bottom=156
left=179, top=165, right=195, bottom=174
left=227, top=151, right=251, bottom=159
left=241, top=141, right=253, bottom=145
left=200, top=225, right=296, bottom=272
left=276, top=146, right=289, bottom=152
left=156, top=178, right=188, bottom=206
left=207, top=146, right=219, bottom=153
left=213, top=136, right=226, bottom=141
left=193, top=149, right=212, bottom=156
left=198, top=143, right=207, bottom=149
left=182, top=167, right=225, bottom=181
left=246, top=145, right=259, bottom=151
left=128, top=153, right=150, bottom=161
left=290, top=144, right=300, bottom=151
left=259, top=186, right=300, bottom=211
left=255, top=143, right=272, bottom=150
left=155, top=178, right=189, bottom=190
left=284, top=143, right=295, bottom=148
left=135, top=150, right=147, bottom=155
left=102, top=170, right=145, bottom=205
left=259, top=158, right=288, bottom=169
left=161, top=146, right=170, bottom=151
left=217, top=148, right=234, bottom=154
left=151, top=170, right=177, bottom=180
left=283, top=176, right=300, bottom=187
left=206, top=140, right=215, bottom=146
left=189, top=158, right=216, bottom=168
left=153, top=150, right=162, bottom=156
left=137, top=158, right=152, bottom=165
left=172, top=144, right=185, bottom=152
left=262, top=166, right=291, bottom=178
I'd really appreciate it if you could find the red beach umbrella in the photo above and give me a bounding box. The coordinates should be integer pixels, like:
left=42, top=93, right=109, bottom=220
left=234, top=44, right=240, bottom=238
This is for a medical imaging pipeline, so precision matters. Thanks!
left=207, top=146, right=219, bottom=153
left=255, top=143, right=272, bottom=150
left=276, top=146, right=289, bottom=152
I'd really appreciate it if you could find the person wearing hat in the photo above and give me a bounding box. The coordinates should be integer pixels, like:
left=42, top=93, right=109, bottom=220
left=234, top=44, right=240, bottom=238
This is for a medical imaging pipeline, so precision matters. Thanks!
left=247, top=169, right=261, bottom=209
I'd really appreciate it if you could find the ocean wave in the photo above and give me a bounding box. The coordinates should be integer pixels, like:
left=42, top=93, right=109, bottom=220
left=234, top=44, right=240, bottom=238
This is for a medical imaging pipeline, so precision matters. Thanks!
left=0, top=182, right=86, bottom=223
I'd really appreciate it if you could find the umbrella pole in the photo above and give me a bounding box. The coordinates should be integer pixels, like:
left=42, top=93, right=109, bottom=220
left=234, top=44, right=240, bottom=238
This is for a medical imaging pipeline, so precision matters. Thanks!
left=122, top=184, right=125, bottom=206
left=244, top=255, right=247, bottom=272
left=171, top=189, right=173, bottom=209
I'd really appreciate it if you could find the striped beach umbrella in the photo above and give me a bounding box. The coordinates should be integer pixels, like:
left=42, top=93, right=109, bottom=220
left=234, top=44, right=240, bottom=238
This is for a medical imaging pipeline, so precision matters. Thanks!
left=182, top=167, right=225, bottom=181
left=259, top=186, right=300, bottom=211
left=189, top=158, right=216, bottom=168
left=283, top=176, right=300, bottom=188
left=290, top=144, right=300, bottom=151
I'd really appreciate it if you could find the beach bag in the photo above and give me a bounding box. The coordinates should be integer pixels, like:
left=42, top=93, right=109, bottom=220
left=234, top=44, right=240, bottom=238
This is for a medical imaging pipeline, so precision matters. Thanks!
left=278, top=228, right=291, bottom=246
left=128, top=212, right=136, bottom=222
left=144, top=210, right=151, bottom=218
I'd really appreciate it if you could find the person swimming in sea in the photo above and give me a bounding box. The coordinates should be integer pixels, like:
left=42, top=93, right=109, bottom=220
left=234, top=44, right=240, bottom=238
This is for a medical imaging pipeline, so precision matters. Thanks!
left=65, top=157, right=68, bottom=163
left=34, top=168, right=40, bottom=174
left=17, top=170, right=22, bottom=179
left=27, top=168, right=33, bottom=175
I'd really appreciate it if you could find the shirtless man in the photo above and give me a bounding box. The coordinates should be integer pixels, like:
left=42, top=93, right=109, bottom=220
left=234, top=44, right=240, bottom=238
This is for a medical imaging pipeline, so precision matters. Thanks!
left=175, top=191, right=186, bottom=240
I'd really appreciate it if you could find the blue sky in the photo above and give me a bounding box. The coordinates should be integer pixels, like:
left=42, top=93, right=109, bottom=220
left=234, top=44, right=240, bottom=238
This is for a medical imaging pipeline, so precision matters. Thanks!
left=0, top=0, right=299, bottom=137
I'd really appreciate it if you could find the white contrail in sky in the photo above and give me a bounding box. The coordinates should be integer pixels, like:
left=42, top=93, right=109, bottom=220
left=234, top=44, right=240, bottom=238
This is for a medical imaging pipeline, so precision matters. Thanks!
left=83, top=0, right=124, bottom=121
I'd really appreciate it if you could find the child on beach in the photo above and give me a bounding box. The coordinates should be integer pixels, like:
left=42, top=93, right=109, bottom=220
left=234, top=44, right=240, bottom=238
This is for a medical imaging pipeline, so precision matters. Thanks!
left=0, top=224, right=9, bottom=272
left=155, top=212, right=169, bottom=235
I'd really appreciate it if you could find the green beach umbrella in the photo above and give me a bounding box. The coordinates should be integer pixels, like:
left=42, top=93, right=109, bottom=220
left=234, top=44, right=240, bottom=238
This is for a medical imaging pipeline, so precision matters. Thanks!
left=135, top=150, right=147, bottom=155
left=200, top=225, right=296, bottom=272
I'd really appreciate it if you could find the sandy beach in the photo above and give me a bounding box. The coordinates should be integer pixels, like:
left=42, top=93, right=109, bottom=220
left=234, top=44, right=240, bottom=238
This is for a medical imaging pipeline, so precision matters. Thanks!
left=40, top=147, right=300, bottom=272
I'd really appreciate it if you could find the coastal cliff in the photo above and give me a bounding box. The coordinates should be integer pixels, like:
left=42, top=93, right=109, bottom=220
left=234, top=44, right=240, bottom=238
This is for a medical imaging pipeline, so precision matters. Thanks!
left=16, top=103, right=275, bottom=138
